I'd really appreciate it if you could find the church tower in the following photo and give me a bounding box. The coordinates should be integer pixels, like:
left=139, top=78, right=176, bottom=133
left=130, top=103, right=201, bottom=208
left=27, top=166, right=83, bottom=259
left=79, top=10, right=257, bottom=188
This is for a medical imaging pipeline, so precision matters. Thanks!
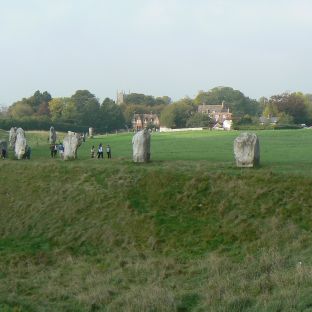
left=116, top=90, right=125, bottom=105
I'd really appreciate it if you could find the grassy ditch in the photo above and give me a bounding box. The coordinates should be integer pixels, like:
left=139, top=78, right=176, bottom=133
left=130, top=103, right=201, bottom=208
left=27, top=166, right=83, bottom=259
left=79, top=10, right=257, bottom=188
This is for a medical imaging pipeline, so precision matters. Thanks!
left=1, top=159, right=312, bottom=311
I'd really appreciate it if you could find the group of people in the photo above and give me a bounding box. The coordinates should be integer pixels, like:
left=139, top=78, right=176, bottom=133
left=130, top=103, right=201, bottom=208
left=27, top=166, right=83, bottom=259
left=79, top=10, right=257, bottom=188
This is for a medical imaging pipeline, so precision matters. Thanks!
left=91, top=143, right=111, bottom=159
left=1, top=145, right=31, bottom=160
left=48, top=142, right=112, bottom=160
left=50, top=143, right=64, bottom=159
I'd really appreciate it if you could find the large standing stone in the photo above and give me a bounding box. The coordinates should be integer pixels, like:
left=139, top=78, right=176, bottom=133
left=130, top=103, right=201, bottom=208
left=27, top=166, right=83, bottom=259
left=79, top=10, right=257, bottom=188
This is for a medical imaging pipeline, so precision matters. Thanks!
left=9, top=127, right=17, bottom=149
left=63, top=132, right=82, bottom=160
left=89, top=127, right=94, bottom=138
left=234, top=133, right=260, bottom=167
left=49, top=126, right=57, bottom=144
left=132, top=128, right=151, bottom=163
left=15, top=128, right=27, bottom=160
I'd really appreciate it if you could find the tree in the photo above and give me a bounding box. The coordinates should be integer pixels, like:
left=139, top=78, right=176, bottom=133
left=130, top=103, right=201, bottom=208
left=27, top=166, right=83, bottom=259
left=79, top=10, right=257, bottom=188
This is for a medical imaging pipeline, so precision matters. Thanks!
left=186, top=113, right=213, bottom=128
left=8, top=102, right=34, bottom=119
left=8, top=90, right=52, bottom=118
left=71, top=90, right=96, bottom=110
left=124, top=93, right=156, bottom=106
left=121, top=104, right=148, bottom=127
left=29, top=90, right=52, bottom=115
left=269, top=93, right=308, bottom=124
left=48, top=97, right=80, bottom=123
left=102, top=97, right=115, bottom=106
left=156, top=96, right=171, bottom=105
left=123, top=93, right=171, bottom=106
left=278, top=112, right=294, bottom=124
left=37, top=102, right=50, bottom=116
left=61, top=99, right=79, bottom=123
left=81, top=98, right=101, bottom=126
left=259, top=96, right=269, bottom=111
left=303, top=94, right=312, bottom=125
left=49, top=98, right=66, bottom=122
left=100, top=98, right=125, bottom=131
left=160, top=98, right=194, bottom=128
left=194, top=87, right=261, bottom=117
left=71, top=90, right=100, bottom=125
left=262, top=103, right=279, bottom=118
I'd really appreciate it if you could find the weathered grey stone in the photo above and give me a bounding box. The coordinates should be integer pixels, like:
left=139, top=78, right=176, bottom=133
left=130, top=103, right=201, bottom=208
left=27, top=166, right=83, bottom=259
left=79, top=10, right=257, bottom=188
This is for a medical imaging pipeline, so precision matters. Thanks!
left=89, top=127, right=94, bottom=138
left=132, top=128, right=151, bottom=163
left=234, top=132, right=260, bottom=167
left=49, top=126, right=57, bottom=144
left=63, top=132, right=82, bottom=160
left=14, top=128, right=27, bottom=160
left=9, top=127, right=17, bottom=149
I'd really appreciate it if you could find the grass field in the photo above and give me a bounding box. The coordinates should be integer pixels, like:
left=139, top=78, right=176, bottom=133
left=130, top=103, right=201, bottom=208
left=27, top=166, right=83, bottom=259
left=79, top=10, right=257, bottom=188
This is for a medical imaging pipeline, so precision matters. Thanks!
left=2, top=128, right=312, bottom=173
left=1, top=129, right=312, bottom=311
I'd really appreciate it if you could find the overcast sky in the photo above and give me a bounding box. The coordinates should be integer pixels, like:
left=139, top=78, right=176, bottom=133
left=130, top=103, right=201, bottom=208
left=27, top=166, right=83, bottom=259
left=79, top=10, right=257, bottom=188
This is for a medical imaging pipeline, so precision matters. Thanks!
left=1, top=0, right=311, bottom=106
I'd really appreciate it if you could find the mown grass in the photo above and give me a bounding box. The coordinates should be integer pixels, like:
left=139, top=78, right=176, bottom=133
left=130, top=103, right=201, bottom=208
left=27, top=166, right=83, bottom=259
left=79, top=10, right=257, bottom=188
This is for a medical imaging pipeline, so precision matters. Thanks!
left=1, top=129, right=312, bottom=311
left=2, top=128, right=312, bottom=174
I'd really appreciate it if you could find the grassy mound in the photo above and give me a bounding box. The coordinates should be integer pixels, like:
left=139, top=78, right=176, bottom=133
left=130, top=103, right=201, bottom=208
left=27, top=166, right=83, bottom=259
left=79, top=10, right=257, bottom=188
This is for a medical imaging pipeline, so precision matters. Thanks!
left=1, top=155, right=312, bottom=311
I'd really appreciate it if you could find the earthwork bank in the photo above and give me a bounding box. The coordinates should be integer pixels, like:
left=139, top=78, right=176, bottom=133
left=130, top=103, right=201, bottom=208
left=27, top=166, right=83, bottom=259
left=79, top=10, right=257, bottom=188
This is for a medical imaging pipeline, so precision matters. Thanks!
left=1, top=129, right=312, bottom=311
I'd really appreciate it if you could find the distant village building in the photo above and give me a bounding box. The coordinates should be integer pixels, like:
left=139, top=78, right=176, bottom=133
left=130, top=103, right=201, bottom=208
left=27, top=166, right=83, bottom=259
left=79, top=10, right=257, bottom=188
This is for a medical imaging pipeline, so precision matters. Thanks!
left=259, top=116, right=279, bottom=125
left=198, top=101, right=232, bottom=123
left=223, top=119, right=233, bottom=130
left=132, top=113, right=160, bottom=131
left=0, top=106, right=8, bottom=115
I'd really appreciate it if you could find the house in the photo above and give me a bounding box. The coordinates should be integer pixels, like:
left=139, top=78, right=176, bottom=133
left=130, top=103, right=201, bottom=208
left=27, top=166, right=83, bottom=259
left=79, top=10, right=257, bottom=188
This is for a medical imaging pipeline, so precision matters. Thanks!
left=198, top=101, right=232, bottom=124
left=223, top=119, right=233, bottom=130
left=212, top=123, right=224, bottom=130
left=132, top=113, right=160, bottom=131
left=259, top=116, right=279, bottom=125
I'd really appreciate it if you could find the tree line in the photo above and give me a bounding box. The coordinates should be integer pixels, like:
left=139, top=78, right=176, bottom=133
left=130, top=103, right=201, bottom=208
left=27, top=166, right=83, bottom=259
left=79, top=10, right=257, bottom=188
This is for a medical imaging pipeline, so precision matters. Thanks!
left=1, top=87, right=312, bottom=132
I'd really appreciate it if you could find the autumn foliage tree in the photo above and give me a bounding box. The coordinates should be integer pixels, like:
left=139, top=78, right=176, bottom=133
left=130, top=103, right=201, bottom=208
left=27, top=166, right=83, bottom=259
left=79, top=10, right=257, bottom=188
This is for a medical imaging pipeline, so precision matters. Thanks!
left=268, top=93, right=308, bottom=124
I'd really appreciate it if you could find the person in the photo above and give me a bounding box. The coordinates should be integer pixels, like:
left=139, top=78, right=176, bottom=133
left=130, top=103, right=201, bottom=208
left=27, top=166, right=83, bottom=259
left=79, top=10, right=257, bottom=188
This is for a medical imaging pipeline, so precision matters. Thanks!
left=58, top=143, right=64, bottom=159
left=53, top=144, right=58, bottom=158
left=50, top=144, right=55, bottom=158
left=106, top=144, right=111, bottom=159
left=1, top=147, right=7, bottom=159
left=97, top=143, right=103, bottom=158
left=91, top=145, right=95, bottom=158
left=25, top=145, right=31, bottom=159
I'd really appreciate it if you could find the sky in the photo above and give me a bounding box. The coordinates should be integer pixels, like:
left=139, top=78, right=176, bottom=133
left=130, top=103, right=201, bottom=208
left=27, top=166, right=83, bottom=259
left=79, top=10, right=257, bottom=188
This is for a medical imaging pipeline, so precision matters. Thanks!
left=1, top=0, right=312, bottom=107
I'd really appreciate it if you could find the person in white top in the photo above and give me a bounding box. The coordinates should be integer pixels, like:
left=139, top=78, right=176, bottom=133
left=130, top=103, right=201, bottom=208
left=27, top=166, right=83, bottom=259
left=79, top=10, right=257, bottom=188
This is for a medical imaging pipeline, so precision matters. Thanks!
left=97, top=143, right=103, bottom=158
left=106, top=144, right=111, bottom=159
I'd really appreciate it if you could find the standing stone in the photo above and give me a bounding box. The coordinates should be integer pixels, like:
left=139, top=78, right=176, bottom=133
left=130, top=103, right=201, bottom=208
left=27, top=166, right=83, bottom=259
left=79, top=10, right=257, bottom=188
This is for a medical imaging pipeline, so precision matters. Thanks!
left=234, top=133, right=260, bottom=167
left=132, top=128, right=151, bottom=163
left=89, top=127, right=94, bottom=138
left=63, top=132, right=82, bottom=160
left=9, top=127, right=17, bottom=149
left=49, top=126, right=57, bottom=144
left=14, top=128, right=27, bottom=160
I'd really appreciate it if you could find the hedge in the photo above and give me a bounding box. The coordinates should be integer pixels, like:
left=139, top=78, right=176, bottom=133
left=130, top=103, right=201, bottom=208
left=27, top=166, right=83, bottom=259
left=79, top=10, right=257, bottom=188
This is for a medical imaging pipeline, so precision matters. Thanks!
left=0, top=118, right=90, bottom=133
left=234, top=124, right=302, bottom=130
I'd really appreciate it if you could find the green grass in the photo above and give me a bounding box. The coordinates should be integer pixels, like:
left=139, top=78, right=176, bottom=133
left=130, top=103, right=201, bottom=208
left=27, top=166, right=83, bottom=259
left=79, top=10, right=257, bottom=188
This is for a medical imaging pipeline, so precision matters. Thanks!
left=1, top=129, right=312, bottom=311
left=3, top=128, right=312, bottom=174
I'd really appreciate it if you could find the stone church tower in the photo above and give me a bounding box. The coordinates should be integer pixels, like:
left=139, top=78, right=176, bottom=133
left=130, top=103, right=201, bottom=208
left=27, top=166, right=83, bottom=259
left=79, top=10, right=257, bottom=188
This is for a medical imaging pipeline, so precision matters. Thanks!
left=116, top=90, right=126, bottom=105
